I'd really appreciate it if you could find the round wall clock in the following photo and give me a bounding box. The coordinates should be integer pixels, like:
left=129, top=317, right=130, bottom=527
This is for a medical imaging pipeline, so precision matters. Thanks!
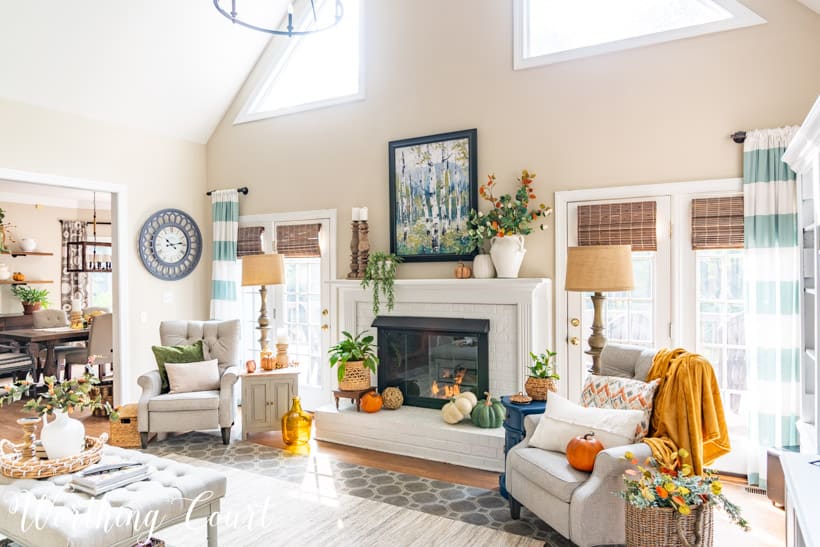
left=138, top=208, right=202, bottom=280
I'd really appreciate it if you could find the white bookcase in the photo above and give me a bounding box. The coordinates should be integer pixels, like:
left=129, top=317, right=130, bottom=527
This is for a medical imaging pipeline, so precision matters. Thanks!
left=785, top=95, right=820, bottom=455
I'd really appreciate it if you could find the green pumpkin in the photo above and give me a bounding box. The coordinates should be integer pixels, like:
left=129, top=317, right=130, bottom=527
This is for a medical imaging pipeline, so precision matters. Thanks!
left=471, top=392, right=505, bottom=428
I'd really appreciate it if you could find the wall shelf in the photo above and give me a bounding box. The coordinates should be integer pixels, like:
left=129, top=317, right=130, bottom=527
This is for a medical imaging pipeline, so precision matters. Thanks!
left=0, top=251, right=54, bottom=257
left=0, top=280, right=53, bottom=285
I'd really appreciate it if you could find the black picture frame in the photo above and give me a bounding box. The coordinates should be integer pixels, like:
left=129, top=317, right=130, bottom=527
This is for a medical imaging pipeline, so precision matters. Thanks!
left=388, top=128, right=478, bottom=262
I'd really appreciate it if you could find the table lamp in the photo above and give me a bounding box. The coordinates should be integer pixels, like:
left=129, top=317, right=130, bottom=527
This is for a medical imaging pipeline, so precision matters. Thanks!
left=565, top=245, right=634, bottom=374
left=241, top=253, right=285, bottom=353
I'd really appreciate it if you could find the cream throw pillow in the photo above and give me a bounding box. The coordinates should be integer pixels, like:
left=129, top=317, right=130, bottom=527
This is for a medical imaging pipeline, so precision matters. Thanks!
left=529, top=391, right=645, bottom=453
left=165, top=359, right=220, bottom=394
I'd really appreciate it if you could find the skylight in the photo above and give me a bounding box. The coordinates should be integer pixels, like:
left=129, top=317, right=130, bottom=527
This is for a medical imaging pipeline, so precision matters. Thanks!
left=236, top=0, right=362, bottom=123
left=514, top=0, right=765, bottom=69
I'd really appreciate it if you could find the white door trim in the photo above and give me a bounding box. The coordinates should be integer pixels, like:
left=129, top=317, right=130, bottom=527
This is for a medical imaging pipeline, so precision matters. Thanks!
left=555, top=178, right=741, bottom=389
left=0, top=167, right=130, bottom=405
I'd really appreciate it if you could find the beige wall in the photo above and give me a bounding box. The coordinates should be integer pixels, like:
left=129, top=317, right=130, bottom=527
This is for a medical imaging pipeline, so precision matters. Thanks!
left=0, top=98, right=209, bottom=386
left=207, top=0, right=820, bottom=281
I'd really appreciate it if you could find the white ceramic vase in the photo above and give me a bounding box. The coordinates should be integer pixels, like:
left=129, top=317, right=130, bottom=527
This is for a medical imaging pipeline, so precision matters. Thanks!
left=0, top=264, right=9, bottom=281
left=19, top=238, right=37, bottom=252
left=490, top=235, right=526, bottom=278
left=41, top=410, right=85, bottom=459
left=472, top=254, right=496, bottom=279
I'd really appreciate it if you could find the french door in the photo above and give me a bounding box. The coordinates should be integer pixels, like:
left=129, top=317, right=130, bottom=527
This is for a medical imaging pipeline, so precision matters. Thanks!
left=239, top=212, right=335, bottom=412
left=564, top=196, right=672, bottom=398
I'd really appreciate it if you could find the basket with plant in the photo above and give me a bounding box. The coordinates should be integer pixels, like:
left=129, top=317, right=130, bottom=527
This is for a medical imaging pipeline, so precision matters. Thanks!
left=328, top=330, right=379, bottom=391
left=524, top=349, right=559, bottom=400
left=619, top=448, right=749, bottom=547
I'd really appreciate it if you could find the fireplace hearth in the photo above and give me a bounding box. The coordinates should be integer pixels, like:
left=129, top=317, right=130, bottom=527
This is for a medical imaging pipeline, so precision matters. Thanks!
left=372, top=316, right=489, bottom=409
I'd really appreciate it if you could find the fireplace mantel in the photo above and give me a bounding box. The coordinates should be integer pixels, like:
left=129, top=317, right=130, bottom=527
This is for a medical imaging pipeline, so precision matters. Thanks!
left=330, top=278, right=553, bottom=397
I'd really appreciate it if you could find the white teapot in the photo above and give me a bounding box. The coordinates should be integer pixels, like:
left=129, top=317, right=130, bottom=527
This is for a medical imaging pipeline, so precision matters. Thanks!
left=19, top=238, right=37, bottom=252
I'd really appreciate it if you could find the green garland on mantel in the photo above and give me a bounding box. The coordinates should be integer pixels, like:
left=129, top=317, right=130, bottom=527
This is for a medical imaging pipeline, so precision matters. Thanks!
left=361, top=251, right=403, bottom=315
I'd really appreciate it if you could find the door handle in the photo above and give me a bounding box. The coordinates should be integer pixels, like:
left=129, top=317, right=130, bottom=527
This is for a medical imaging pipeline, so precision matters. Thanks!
left=569, top=336, right=580, bottom=346
left=322, top=309, right=329, bottom=316
left=570, top=318, right=580, bottom=327
left=321, top=324, right=329, bottom=331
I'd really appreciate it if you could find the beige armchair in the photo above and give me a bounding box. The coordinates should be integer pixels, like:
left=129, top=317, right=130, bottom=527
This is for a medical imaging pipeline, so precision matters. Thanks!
left=137, top=320, right=241, bottom=447
left=505, top=343, right=656, bottom=547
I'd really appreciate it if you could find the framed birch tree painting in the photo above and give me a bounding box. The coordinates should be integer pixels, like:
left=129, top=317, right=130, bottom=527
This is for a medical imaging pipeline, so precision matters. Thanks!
left=388, top=129, right=478, bottom=262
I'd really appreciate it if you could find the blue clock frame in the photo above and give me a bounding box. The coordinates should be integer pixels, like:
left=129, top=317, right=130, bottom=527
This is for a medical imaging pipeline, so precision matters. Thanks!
left=138, top=208, right=202, bottom=281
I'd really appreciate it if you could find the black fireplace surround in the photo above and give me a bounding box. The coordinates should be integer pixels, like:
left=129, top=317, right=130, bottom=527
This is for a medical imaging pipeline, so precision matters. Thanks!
left=372, top=316, right=490, bottom=409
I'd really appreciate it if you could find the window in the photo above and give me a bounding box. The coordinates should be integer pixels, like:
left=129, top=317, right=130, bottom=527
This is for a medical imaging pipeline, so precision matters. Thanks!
left=236, top=0, right=363, bottom=123
left=513, top=0, right=764, bottom=69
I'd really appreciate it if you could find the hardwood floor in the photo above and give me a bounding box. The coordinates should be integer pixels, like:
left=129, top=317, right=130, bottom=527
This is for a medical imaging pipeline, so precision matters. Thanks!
left=0, top=402, right=785, bottom=544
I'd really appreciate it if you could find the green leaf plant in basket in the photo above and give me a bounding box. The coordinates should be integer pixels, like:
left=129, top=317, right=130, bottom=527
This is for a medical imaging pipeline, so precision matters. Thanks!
left=619, top=448, right=749, bottom=546
left=524, top=349, right=559, bottom=401
left=328, top=330, right=379, bottom=389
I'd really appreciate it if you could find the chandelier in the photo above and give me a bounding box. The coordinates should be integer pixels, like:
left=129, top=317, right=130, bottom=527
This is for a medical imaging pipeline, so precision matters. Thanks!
left=213, top=0, right=344, bottom=37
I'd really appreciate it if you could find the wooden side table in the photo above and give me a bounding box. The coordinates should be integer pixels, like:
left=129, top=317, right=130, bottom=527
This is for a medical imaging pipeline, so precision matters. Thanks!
left=332, top=387, right=376, bottom=411
left=240, top=369, right=299, bottom=440
left=499, top=395, right=547, bottom=498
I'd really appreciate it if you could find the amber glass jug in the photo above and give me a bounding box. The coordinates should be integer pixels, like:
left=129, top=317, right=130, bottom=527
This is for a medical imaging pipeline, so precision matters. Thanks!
left=281, top=396, right=312, bottom=446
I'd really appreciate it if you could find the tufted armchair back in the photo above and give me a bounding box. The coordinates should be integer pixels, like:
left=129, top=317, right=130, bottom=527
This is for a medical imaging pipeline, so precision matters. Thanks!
left=32, top=309, right=69, bottom=329
left=598, top=343, right=656, bottom=381
left=159, top=319, right=240, bottom=373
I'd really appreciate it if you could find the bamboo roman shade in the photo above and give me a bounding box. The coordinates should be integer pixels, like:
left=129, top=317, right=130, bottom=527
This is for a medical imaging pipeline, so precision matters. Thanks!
left=276, top=223, right=322, bottom=258
left=691, top=196, right=744, bottom=250
left=237, top=226, right=265, bottom=257
left=577, top=201, right=657, bottom=251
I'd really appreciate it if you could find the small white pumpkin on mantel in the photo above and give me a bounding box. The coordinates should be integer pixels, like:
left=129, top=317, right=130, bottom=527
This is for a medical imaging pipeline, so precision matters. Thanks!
left=441, top=391, right=479, bottom=424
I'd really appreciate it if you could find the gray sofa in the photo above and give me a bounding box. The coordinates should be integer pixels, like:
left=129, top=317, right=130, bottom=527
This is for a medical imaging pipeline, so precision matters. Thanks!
left=505, top=343, right=657, bottom=547
left=138, top=319, right=241, bottom=447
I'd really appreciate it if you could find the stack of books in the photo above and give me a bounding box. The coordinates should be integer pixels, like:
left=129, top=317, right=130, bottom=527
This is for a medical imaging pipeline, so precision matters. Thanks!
left=69, top=462, right=150, bottom=496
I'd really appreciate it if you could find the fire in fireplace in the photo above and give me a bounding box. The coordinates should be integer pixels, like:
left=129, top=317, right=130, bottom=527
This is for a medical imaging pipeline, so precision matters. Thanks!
left=372, top=316, right=489, bottom=409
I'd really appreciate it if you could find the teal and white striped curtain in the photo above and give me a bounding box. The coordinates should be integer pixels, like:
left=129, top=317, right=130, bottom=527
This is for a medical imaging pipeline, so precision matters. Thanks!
left=743, top=126, right=800, bottom=488
left=210, top=189, right=240, bottom=320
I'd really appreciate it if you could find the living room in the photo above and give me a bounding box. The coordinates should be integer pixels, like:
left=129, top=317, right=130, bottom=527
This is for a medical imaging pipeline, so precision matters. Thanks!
left=0, top=0, right=819, bottom=545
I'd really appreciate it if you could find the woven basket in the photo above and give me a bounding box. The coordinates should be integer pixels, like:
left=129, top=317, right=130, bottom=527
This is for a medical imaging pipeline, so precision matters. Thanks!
left=524, top=376, right=557, bottom=401
left=625, top=504, right=714, bottom=547
left=339, top=361, right=370, bottom=391
left=110, top=404, right=141, bottom=448
left=382, top=386, right=404, bottom=409
left=0, top=434, right=108, bottom=479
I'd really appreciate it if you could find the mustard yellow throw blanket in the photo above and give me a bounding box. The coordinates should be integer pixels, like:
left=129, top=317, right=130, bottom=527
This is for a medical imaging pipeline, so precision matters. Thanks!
left=643, top=348, right=731, bottom=475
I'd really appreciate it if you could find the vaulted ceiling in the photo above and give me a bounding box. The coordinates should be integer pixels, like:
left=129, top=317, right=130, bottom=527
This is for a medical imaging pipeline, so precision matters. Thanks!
left=0, top=0, right=291, bottom=144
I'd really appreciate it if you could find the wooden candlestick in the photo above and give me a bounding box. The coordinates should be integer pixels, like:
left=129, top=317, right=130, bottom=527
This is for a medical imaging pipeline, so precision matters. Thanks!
left=357, top=221, right=370, bottom=280
left=347, top=220, right=360, bottom=279
left=275, top=343, right=289, bottom=369
left=17, top=417, right=40, bottom=460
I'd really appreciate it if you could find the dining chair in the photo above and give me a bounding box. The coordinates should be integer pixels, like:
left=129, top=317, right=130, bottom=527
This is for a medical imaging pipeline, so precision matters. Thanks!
left=32, top=309, right=87, bottom=380
left=63, top=313, right=113, bottom=379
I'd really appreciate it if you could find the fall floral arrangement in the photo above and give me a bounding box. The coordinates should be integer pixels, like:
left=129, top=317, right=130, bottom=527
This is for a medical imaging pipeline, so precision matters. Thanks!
left=619, top=448, right=749, bottom=530
left=0, top=364, right=118, bottom=420
left=463, top=170, right=552, bottom=252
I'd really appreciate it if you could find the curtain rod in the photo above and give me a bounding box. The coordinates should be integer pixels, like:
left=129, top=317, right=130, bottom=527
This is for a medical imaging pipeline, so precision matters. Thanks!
left=206, top=187, right=249, bottom=196
left=731, top=131, right=746, bottom=144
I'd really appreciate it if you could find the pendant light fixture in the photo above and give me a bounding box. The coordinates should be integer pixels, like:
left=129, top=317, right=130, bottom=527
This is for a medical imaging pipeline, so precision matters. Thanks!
left=212, top=0, right=344, bottom=37
left=66, top=192, right=112, bottom=273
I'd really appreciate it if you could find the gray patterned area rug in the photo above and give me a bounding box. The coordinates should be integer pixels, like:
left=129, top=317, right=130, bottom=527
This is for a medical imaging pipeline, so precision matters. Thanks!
left=142, top=432, right=574, bottom=546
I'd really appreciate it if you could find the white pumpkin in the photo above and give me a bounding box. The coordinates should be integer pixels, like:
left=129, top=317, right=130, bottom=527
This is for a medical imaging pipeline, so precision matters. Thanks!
left=441, top=400, right=466, bottom=424
left=453, top=396, right=473, bottom=417
left=456, top=391, right=478, bottom=409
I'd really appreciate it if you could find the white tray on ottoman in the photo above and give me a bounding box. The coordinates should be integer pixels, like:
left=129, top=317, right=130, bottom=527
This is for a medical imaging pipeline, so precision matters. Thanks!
left=0, top=446, right=226, bottom=547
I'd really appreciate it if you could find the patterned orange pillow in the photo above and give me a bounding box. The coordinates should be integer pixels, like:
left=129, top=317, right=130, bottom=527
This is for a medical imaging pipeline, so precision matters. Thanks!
left=581, top=375, right=660, bottom=439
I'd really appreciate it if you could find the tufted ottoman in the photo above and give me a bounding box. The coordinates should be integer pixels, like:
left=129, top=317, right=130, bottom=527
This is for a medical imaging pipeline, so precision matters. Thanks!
left=0, top=446, right=226, bottom=547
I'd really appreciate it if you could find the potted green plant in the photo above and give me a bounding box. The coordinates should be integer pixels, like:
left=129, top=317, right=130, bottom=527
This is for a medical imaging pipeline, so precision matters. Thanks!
left=0, top=369, right=117, bottom=459
left=361, top=251, right=402, bottom=315
left=10, top=285, right=50, bottom=314
left=619, top=448, right=749, bottom=546
left=524, top=349, right=559, bottom=401
left=328, top=330, right=378, bottom=391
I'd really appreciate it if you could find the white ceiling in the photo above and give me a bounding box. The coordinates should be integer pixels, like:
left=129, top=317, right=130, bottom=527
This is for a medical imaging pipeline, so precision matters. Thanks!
left=797, top=0, right=820, bottom=14
left=0, top=1, right=288, bottom=144
left=0, top=180, right=111, bottom=210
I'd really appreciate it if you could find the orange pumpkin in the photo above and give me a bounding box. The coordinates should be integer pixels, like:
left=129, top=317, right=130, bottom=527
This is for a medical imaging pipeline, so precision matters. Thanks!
left=361, top=391, right=383, bottom=413
left=566, top=432, right=603, bottom=471
left=454, top=262, right=472, bottom=279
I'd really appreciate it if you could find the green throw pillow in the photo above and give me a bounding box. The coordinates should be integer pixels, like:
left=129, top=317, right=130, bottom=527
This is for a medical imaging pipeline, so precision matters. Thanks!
left=151, top=340, right=205, bottom=393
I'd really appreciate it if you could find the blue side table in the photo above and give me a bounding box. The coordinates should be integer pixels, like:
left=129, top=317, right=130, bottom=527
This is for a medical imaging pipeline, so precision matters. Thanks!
left=499, top=395, right=547, bottom=498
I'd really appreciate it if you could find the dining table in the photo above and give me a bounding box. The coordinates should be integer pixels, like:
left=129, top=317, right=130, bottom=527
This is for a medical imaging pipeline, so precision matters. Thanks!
left=0, top=326, right=90, bottom=378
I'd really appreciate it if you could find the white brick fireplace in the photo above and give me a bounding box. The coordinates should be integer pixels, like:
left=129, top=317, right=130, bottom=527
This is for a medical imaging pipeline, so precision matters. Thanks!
left=315, top=278, right=552, bottom=471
